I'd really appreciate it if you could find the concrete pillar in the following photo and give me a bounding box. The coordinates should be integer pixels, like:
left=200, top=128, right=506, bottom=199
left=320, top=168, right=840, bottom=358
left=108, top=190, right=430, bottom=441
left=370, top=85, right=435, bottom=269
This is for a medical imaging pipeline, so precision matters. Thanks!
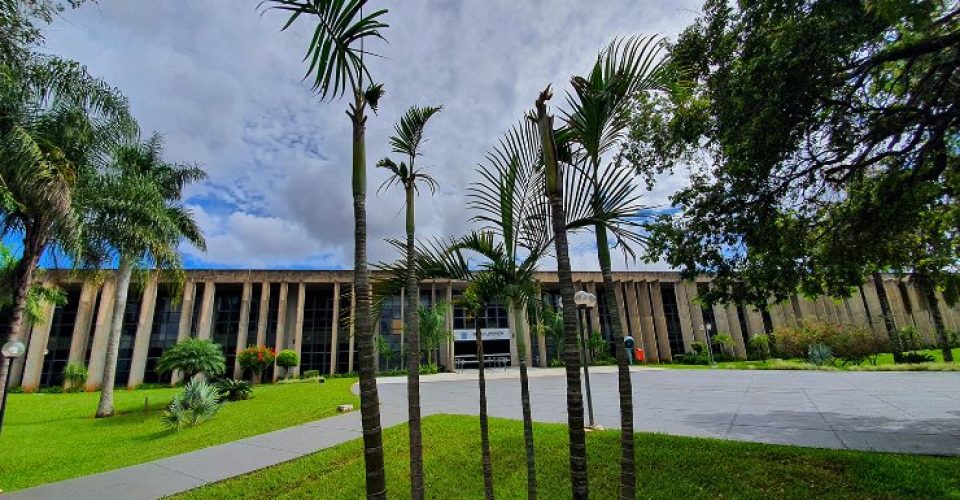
left=882, top=281, right=909, bottom=330
left=797, top=296, right=818, bottom=322
left=847, top=288, right=870, bottom=329
left=725, top=304, right=747, bottom=358
left=329, top=282, right=340, bottom=375
left=934, top=289, right=959, bottom=332
left=745, top=305, right=765, bottom=336
left=176, top=281, right=196, bottom=342
left=585, top=282, right=603, bottom=337
left=291, top=282, right=305, bottom=378
left=684, top=283, right=706, bottom=343
left=649, top=281, right=673, bottom=361
left=233, top=281, right=253, bottom=379
left=256, top=282, right=270, bottom=346
left=769, top=300, right=787, bottom=331
left=612, top=281, right=631, bottom=342
left=195, top=281, right=215, bottom=340
left=273, top=282, right=288, bottom=381
left=67, top=280, right=99, bottom=366
left=859, top=282, right=887, bottom=336
left=711, top=303, right=731, bottom=356
left=21, top=299, right=55, bottom=392
left=9, top=315, right=31, bottom=387
left=127, top=274, right=159, bottom=388
left=86, top=278, right=117, bottom=391
left=634, top=282, right=660, bottom=362
left=348, top=285, right=357, bottom=373
left=674, top=282, right=696, bottom=352
left=831, top=297, right=850, bottom=324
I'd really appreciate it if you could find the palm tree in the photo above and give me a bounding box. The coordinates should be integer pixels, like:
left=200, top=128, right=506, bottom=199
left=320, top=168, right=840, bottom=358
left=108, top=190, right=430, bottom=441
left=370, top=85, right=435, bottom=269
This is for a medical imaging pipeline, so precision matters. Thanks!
left=376, top=104, right=441, bottom=499
left=0, top=56, right=135, bottom=402
left=460, top=271, right=501, bottom=500
left=84, top=134, right=205, bottom=417
left=261, top=2, right=389, bottom=496
left=561, top=36, right=671, bottom=499
left=534, top=86, right=588, bottom=499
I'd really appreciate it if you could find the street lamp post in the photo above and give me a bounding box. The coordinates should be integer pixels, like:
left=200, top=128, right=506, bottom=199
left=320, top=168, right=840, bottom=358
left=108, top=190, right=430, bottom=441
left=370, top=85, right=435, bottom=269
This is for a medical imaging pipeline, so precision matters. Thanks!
left=0, top=340, right=27, bottom=435
left=574, top=290, right=600, bottom=430
left=704, top=323, right=716, bottom=367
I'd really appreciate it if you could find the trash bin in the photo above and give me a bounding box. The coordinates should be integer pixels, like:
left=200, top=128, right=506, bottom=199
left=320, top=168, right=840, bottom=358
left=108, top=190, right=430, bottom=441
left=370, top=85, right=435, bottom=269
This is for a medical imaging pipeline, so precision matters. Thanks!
left=634, top=348, right=645, bottom=362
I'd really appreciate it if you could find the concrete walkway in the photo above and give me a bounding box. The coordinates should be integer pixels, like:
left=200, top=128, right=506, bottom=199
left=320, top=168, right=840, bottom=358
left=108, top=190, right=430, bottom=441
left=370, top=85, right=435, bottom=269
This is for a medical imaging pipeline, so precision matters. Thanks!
left=8, top=369, right=960, bottom=499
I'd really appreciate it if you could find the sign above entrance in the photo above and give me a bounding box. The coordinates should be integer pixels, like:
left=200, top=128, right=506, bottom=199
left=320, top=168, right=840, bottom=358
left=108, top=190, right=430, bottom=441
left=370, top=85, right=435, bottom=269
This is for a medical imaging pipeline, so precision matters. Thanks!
left=453, top=328, right=511, bottom=342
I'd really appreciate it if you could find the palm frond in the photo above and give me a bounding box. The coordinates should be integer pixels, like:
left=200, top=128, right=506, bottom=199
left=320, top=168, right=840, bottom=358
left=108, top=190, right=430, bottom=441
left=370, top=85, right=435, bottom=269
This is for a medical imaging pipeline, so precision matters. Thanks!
left=389, top=105, right=442, bottom=158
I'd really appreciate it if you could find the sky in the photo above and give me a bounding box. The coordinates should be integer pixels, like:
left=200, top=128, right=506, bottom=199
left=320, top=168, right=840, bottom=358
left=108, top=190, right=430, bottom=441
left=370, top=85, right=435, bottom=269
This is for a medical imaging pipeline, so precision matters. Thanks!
left=33, top=0, right=701, bottom=271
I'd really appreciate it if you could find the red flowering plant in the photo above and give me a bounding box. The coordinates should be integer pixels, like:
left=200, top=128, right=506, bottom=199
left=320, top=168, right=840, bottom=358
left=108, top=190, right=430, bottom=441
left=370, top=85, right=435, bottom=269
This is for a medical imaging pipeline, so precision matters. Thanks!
left=238, top=345, right=276, bottom=379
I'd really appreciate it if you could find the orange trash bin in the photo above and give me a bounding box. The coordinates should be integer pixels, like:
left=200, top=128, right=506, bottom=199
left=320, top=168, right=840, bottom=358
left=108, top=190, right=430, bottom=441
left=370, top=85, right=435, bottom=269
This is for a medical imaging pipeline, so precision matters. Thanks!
left=634, top=348, right=645, bottom=362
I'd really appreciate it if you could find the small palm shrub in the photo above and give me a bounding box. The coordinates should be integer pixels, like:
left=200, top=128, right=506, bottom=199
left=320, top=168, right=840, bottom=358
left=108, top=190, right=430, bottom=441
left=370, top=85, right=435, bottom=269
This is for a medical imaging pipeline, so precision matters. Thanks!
left=748, top=334, right=771, bottom=361
left=713, top=333, right=734, bottom=357
left=157, top=339, right=226, bottom=380
left=162, top=378, right=223, bottom=430
left=901, top=351, right=935, bottom=364
left=238, top=345, right=276, bottom=379
left=276, top=349, right=299, bottom=378
left=62, top=363, right=88, bottom=392
left=216, top=378, right=253, bottom=401
left=301, top=369, right=321, bottom=379
left=808, top=342, right=834, bottom=366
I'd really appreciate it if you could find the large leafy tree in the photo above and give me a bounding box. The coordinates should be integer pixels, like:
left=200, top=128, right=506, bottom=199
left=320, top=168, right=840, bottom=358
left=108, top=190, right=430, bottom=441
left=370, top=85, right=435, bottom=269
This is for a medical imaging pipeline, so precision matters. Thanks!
left=560, top=35, right=672, bottom=499
left=262, top=1, right=389, bottom=496
left=0, top=0, right=88, bottom=69
left=84, top=134, right=206, bottom=417
left=376, top=104, right=441, bottom=498
left=623, top=0, right=959, bottom=335
left=0, top=56, right=134, bottom=402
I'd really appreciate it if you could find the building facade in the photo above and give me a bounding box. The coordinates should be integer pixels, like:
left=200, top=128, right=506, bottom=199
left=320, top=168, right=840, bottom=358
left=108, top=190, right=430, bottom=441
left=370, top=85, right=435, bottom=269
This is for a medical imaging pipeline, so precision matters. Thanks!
left=10, top=270, right=957, bottom=391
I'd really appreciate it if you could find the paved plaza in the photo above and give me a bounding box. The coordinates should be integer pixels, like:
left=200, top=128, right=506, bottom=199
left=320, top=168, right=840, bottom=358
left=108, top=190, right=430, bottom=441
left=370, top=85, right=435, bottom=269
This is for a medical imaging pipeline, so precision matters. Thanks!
left=11, top=369, right=960, bottom=499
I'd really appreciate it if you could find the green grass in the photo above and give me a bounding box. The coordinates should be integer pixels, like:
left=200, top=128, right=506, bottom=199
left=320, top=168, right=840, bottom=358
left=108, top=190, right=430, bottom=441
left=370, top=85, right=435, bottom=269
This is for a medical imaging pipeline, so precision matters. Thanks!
left=0, top=378, right=359, bottom=492
left=658, top=348, right=960, bottom=371
left=173, top=415, right=960, bottom=499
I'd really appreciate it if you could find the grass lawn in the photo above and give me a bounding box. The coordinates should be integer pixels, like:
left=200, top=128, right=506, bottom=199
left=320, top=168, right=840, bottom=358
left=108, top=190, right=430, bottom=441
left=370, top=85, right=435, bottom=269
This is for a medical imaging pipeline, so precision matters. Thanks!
left=0, top=378, right=359, bottom=492
left=656, top=347, right=960, bottom=371
left=174, top=415, right=960, bottom=499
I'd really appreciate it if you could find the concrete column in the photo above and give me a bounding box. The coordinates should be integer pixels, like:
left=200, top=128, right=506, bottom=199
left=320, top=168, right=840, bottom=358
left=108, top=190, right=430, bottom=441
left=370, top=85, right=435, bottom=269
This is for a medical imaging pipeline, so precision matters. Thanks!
left=9, top=315, right=31, bottom=387
left=234, top=281, right=253, bottom=379
left=685, top=283, right=707, bottom=343
left=725, top=304, right=747, bottom=358
left=176, top=281, right=196, bottom=342
left=797, top=296, right=818, bottom=321
left=847, top=287, right=870, bottom=329
left=745, top=305, right=765, bottom=336
left=781, top=297, right=799, bottom=327
left=291, top=282, right=305, bottom=378
left=612, top=281, right=631, bottom=342
left=585, top=282, right=603, bottom=337
left=712, top=303, right=731, bottom=355
left=127, top=274, right=159, bottom=388
left=273, top=282, right=289, bottom=381
left=67, top=281, right=99, bottom=366
left=633, top=282, right=660, bottom=362
left=329, top=282, right=340, bottom=375
left=21, top=299, right=55, bottom=392
left=674, top=282, right=696, bottom=352
left=859, top=282, right=888, bottom=336
left=831, top=297, right=850, bottom=324
left=934, top=289, right=960, bottom=332
left=86, top=278, right=117, bottom=391
left=256, top=282, right=270, bottom=346
left=649, top=281, right=673, bottom=361
left=195, top=281, right=216, bottom=340
left=769, top=300, right=787, bottom=331
left=882, top=281, right=909, bottom=329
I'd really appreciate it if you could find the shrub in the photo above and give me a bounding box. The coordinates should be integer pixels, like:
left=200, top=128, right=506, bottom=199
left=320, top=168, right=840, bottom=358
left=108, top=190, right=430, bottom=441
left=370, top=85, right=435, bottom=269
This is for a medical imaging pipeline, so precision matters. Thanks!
left=301, top=369, right=321, bottom=379
left=549, top=358, right=565, bottom=368
left=748, top=334, right=771, bottom=361
left=276, top=349, right=299, bottom=369
left=215, top=378, right=253, bottom=401
left=62, top=363, right=88, bottom=392
left=674, top=352, right=710, bottom=365
left=689, top=340, right=707, bottom=355
left=713, top=333, right=734, bottom=356
left=419, top=363, right=439, bottom=375
left=808, top=342, right=834, bottom=366
left=157, top=339, right=226, bottom=380
left=897, top=326, right=925, bottom=351
left=162, top=378, right=222, bottom=431
left=773, top=320, right=886, bottom=364
left=901, top=351, right=935, bottom=364
left=238, top=345, right=276, bottom=377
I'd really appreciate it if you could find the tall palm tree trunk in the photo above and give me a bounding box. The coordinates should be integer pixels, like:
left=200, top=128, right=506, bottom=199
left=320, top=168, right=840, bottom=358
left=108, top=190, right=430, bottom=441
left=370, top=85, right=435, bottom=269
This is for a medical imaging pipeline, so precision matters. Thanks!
left=0, top=230, right=44, bottom=400
left=96, top=258, right=133, bottom=418
left=872, top=272, right=902, bottom=362
left=918, top=276, right=955, bottom=363
left=475, top=311, right=495, bottom=499
left=350, top=95, right=386, bottom=499
left=404, top=186, right=425, bottom=499
left=594, top=222, right=635, bottom=499
left=536, top=89, right=588, bottom=499
left=512, top=300, right=538, bottom=499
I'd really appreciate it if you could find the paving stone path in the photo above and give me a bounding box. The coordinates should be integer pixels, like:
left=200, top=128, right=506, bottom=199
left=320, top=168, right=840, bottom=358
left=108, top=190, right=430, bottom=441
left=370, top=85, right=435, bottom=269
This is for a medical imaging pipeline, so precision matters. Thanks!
left=10, top=369, right=959, bottom=499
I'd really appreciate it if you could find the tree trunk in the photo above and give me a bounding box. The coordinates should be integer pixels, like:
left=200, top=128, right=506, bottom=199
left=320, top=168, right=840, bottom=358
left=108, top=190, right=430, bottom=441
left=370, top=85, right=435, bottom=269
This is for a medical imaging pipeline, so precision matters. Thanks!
left=475, top=312, right=495, bottom=499
left=594, top=223, right=635, bottom=499
left=0, top=230, right=44, bottom=402
left=512, top=300, right=538, bottom=500
left=536, top=90, right=588, bottom=499
left=872, top=272, right=902, bottom=362
left=96, top=258, right=133, bottom=418
left=919, top=277, right=954, bottom=363
left=404, top=185, right=424, bottom=499
left=350, top=96, right=387, bottom=499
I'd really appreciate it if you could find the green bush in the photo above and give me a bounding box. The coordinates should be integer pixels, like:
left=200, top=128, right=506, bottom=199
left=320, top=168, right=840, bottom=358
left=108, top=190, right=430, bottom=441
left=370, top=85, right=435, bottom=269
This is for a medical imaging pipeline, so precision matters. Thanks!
left=808, top=342, right=834, bottom=366
left=419, top=363, right=439, bottom=375
left=901, top=351, right=935, bottom=364
left=157, top=339, right=226, bottom=380
left=713, top=333, right=734, bottom=357
left=748, top=334, right=771, bottom=361
left=772, top=320, right=886, bottom=364
left=689, top=340, right=707, bottom=355
left=301, top=370, right=321, bottom=379
left=162, top=378, right=222, bottom=431
left=276, top=349, right=300, bottom=369
left=215, top=379, right=253, bottom=401
left=62, top=363, right=88, bottom=392
left=674, top=352, right=710, bottom=365
left=238, top=346, right=276, bottom=377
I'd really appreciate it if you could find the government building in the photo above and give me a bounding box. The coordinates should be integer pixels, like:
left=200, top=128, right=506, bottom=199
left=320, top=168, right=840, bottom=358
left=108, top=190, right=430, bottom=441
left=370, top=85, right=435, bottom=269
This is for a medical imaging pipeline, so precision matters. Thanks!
left=9, top=270, right=955, bottom=392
